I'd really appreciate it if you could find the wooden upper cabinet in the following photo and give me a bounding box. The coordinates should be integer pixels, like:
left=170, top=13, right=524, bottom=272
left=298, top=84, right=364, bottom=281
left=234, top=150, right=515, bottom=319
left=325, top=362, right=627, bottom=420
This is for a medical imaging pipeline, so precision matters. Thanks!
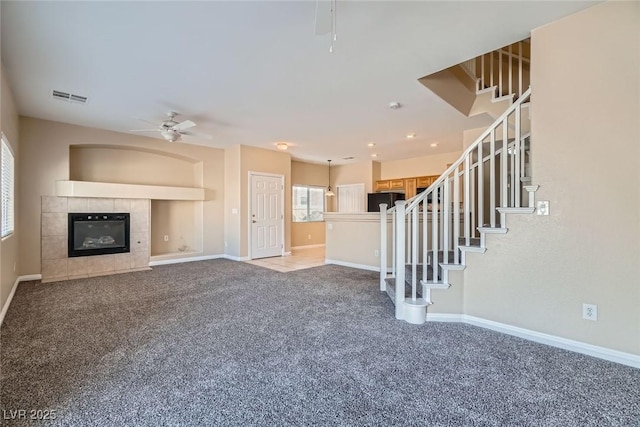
left=374, top=180, right=391, bottom=191
left=389, top=179, right=404, bottom=189
left=404, top=178, right=417, bottom=199
left=416, top=176, right=434, bottom=188
left=374, top=174, right=440, bottom=195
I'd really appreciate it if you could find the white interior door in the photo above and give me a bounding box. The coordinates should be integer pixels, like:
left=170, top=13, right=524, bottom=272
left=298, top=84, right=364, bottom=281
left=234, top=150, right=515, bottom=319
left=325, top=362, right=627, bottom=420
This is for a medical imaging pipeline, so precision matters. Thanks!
left=250, top=173, right=283, bottom=259
left=337, top=183, right=365, bottom=212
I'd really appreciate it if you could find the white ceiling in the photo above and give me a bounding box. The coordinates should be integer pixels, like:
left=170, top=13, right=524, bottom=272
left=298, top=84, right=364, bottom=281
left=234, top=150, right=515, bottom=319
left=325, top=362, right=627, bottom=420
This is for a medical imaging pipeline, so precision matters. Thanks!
left=1, top=1, right=597, bottom=165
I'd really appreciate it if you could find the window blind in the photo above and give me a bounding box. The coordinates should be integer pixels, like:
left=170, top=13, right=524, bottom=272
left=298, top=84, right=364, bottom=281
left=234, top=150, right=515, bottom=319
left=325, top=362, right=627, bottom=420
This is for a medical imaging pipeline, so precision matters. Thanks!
left=1, top=136, right=15, bottom=238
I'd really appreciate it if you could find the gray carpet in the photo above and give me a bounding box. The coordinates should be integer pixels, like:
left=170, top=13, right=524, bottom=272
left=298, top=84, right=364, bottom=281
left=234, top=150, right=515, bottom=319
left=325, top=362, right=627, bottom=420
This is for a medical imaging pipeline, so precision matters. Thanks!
left=1, top=260, right=638, bottom=426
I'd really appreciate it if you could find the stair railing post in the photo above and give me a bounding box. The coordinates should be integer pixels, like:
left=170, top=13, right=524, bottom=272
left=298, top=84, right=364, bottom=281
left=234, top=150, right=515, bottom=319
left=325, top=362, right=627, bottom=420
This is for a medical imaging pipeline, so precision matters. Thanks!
left=394, top=200, right=406, bottom=319
left=379, top=203, right=388, bottom=292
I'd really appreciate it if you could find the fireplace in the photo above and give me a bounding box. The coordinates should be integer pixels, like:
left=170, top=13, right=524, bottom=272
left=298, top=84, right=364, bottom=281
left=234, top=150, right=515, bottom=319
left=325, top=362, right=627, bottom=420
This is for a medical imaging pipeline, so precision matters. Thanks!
left=68, top=213, right=130, bottom=257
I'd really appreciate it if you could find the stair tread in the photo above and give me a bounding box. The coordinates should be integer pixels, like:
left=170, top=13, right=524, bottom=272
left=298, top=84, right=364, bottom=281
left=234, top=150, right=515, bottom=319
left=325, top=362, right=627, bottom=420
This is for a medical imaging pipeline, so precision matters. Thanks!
left=477, top=227, right=508, bottom=234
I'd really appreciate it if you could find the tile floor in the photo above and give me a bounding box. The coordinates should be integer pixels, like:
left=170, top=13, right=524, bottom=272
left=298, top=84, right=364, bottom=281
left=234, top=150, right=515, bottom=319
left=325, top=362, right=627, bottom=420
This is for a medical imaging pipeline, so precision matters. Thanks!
left=245, top=246, right=325, bottom=272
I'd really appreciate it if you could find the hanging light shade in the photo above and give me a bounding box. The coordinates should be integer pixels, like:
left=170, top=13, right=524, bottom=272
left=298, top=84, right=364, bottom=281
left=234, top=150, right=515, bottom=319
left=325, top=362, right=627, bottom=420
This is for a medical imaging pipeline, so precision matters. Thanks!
left=326, top=160, right=335, bottom=197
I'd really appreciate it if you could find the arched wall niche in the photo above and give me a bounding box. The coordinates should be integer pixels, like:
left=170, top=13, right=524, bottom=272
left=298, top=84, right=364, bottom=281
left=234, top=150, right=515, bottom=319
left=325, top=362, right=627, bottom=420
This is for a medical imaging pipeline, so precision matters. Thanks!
left=69, top=144, right=203, bottom=188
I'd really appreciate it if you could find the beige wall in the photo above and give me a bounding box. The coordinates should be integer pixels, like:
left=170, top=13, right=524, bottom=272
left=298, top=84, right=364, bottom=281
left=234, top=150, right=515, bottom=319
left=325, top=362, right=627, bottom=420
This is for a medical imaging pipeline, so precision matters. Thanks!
left=291, top=160, right=328, bottom=247
left=70, top=146, right=202, bottom=187
left=18, top=118, right=226, bottom=275
left=223, top=145, right=241, bottom=257
left=151, top=200, right=201, bottom=255
left=1, top=64, right=20, bottom=313
left=463, top=2, right=640, bottom=355
left=381, top=151, right=462, bottom=179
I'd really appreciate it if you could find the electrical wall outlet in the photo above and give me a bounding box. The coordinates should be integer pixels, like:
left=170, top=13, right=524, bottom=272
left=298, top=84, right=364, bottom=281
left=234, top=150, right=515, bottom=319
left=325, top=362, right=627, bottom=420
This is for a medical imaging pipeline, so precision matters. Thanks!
left=163, top=235, right=169, bottom=242
left=582, top=303, right=598, bottom=321
left=308, top=234, right=312, bottom=240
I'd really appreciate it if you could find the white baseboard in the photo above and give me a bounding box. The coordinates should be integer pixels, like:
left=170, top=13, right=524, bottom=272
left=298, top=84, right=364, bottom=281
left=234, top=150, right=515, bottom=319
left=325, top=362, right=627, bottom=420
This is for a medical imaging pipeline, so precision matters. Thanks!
left=291, top=244, right=326, bottom=250
left=427, top=313, right=640, bottom=369
left=325, top=259, right=379, bottom=272
left=19, top=274, right=43, bottom=281
left=149, top=254, right=225, bottom=266
left=0, top=274, right=42, bottom=326
left=223, top=254, right=250, bottom=262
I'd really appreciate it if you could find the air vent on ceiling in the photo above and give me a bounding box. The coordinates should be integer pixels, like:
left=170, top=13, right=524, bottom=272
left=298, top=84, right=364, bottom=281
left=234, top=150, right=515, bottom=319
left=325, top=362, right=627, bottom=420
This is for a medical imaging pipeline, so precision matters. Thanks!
left=342, top=156, right=355, bottom=160
left=51, top=90, right=88, bottom=104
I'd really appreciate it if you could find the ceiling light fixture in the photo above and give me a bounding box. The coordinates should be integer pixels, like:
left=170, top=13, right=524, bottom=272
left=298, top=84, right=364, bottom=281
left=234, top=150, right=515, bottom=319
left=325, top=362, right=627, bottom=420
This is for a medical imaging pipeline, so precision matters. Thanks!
left=367, top=142, right=375, bottom=147
left=276, top=142, right=288, bottom=151
left=326, top=160, right=335, bottom=197
left=430, top=143, right=439, bottom=148
left=371, top=153, right=378, bottom=158
left=389, top=102, right=401, bottom=110
left=406, top=133, right=416, bottom=139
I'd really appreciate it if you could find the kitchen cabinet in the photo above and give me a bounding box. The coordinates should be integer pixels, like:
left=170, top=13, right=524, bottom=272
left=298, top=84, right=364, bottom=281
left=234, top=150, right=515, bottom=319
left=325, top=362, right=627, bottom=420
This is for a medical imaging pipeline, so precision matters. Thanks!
left=404, top=178, right=417, bottom=199
left=374, top=174, right=440, bottom=197
left=416, top=176, right=436, bottom=188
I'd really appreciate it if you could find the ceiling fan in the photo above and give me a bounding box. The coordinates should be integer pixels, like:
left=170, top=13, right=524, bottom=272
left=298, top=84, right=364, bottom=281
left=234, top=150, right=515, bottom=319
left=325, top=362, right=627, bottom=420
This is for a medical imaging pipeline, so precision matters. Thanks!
left=130, top=112, right=212, bottom=143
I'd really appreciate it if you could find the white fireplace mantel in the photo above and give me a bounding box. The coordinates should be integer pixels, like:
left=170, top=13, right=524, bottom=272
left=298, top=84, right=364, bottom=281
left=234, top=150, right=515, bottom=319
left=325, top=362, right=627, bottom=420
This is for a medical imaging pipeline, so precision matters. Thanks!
left=56, top=180, right=205, bottom=201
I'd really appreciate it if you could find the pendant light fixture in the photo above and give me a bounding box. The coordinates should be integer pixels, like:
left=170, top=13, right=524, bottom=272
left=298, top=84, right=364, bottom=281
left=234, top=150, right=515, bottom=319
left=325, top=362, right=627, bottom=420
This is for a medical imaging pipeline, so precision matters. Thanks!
left=326, top=160, right=335, bottom=197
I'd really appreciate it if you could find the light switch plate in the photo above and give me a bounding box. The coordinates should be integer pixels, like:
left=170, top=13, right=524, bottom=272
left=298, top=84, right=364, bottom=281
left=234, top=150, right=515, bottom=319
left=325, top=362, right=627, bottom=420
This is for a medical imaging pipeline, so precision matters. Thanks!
left=536, top=200, right=550, bottom=215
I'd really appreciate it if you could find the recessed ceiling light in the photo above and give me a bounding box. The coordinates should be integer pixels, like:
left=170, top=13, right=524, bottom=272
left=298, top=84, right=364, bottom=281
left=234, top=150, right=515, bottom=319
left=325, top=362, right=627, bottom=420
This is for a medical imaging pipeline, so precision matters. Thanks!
left=389, top=102, right=401, bottom=110
left=406, top=133, right=416, bottom=139
left=367, top=142, right=375, bottom=147
left=430, top=143, right=439, bottom=148
left=275, top=142, right=289, bottom=151
left=371, top=153, right=378, bottom=158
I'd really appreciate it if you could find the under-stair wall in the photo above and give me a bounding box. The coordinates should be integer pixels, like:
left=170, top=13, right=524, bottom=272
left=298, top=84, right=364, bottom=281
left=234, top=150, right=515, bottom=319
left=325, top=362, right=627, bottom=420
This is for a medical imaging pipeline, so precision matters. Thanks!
left=464, top=1, right=639, bottom=359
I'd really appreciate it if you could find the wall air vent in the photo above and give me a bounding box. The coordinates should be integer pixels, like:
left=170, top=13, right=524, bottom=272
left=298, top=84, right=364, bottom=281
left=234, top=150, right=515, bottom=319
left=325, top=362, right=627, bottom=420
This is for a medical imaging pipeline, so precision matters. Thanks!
left=51, top=90, right=88, bottom=104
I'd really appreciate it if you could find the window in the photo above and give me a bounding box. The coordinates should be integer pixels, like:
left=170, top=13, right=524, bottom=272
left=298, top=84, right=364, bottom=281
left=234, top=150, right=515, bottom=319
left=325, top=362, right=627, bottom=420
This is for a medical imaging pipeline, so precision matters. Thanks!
left=1, top=135, right=15, bottom=238
left=292, top=185, right=324, bottom=222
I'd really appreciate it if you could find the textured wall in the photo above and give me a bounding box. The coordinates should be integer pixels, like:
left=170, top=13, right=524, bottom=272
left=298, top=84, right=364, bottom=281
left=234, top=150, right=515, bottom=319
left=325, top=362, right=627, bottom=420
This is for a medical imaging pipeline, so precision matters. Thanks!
left=462, top=2, right=640, bottom=355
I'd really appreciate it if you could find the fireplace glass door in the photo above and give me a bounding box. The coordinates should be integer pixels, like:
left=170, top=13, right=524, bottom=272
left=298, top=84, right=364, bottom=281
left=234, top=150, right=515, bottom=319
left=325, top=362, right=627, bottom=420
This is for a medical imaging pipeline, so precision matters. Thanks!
left=68, top=213, right=130, bottom=257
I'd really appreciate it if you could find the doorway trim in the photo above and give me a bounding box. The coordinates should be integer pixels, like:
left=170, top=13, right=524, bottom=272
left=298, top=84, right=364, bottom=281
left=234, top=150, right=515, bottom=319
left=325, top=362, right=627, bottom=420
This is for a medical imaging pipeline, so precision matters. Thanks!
left=248, top=171, right=285, bottom=260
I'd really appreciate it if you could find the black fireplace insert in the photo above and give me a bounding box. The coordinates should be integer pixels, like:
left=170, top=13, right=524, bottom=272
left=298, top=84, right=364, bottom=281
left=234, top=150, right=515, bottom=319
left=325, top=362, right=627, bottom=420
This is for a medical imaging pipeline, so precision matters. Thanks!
left=68, top=213, right=130, bottom=257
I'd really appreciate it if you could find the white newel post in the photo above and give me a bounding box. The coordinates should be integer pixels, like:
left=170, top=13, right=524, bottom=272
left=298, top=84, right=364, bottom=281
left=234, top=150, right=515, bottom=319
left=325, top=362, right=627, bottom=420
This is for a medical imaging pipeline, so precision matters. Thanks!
left=394, top=200, right=406, bottom=320
left=379, top=203, right=387, bottom=292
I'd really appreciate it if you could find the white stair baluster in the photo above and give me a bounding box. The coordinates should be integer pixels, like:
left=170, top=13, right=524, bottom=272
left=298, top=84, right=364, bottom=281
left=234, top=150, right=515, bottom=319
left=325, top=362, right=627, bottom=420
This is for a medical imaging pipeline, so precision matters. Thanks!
left=490, top=129, right=496, bottom=228
left=379, top=203, right=387, bottom=291
left=464, top=156, right=470, bottom=246
left=411, top=207, right=418, bottom=301
left=515, top=104, right=521, bottom=207
left=394, top=200, right=406, bottom=319
left=478, top=139, right=484, bottom=230
left=453, top=168, right=460, bottom=264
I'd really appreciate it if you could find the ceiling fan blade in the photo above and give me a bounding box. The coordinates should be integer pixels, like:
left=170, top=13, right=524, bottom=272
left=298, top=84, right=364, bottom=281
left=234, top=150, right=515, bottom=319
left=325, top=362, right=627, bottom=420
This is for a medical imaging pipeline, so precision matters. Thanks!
left=129, top=128, right=161, bottom=132
left=314, top=0, right=332, bottom=35
left=134, top=117, right=162, bottom=127
left=181, top=130, right=213, bottom=140
left=173, top=120, right=196, bottom=131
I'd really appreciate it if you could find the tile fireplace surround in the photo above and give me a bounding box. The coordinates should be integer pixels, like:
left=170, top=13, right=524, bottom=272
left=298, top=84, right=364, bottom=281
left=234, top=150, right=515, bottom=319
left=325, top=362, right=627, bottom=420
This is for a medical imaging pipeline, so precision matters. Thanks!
left=41, top=196, right=150, bottom=283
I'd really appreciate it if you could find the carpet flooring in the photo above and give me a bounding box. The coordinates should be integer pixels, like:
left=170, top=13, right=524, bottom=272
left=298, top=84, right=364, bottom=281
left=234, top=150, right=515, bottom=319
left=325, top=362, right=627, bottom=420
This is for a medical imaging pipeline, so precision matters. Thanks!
left=1, top=260, right=638, bottom=426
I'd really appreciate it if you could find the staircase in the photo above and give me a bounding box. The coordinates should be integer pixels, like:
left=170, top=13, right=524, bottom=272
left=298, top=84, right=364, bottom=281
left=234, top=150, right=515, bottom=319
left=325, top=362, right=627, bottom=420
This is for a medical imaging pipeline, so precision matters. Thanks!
left=419, top=39, right=530, bottom=120
left=378, top=87, right=537, bottom=324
